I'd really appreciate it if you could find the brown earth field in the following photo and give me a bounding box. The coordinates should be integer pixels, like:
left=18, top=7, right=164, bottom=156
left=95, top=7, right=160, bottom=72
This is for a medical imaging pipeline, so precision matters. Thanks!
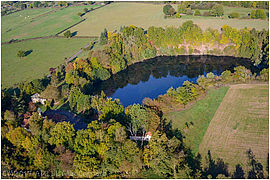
left=199, top=84, right=269, bottom=175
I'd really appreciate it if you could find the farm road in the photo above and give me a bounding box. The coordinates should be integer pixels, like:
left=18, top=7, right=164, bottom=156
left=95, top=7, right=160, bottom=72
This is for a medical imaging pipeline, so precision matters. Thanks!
left=66, top=43, right=90, bottom=63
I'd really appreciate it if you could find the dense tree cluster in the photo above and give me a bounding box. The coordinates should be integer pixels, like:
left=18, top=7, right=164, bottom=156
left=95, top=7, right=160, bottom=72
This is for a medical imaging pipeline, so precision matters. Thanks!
left=1, top=20, right=269, bottom=178
left=250, top=9, right=267, bottom=19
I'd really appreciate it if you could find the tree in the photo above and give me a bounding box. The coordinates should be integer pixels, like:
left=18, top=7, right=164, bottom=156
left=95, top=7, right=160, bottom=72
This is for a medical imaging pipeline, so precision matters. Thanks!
left=125, top=104, right=148, bottom=136
left=168, top=6, right=176, bottom=16
left=100, top=28, right=108, bottom=45
left=177, top=4, right=187, bottom=14
left=41, top=85, right=61, bottom=102
left=49, top=122, right=75, bottom=149
left=64, top=30, right=72, bottom=38
left=211, top=4, right=224, bottom=17
left=3, top=110, right=17, bottom=126
left=28, top=112, right=43, bottom=137
left=77, top=12, right=83, bottom=17
left=83, top=8, right=88, bottom=13
left=255, top=9, right=266, bottom=19
left=250, top=9, right=266, bottom=19
left=17, top=50, right=26, bottom=58
left=229, top=12, right=240, bottom=18
left=6, top=127, right=29, bottom=148
left=163, top=4, right=175, bottom=16
left=194, top=9, right=201, bottom=16
left=33, top=1, right=41, bottom=7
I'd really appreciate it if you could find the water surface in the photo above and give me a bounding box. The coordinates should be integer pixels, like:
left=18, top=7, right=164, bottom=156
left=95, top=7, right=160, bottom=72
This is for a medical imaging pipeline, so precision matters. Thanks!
left=91, top=55, right=257, bottom=107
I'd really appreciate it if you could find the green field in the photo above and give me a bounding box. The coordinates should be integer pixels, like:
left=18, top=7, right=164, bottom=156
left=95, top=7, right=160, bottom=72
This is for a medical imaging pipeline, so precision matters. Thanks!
left=199, top=84, right=269, bottom=174
left=165, top=86, right=229, bottom=153
left=1, top=38, right=92, bottom=88
left=1, top=5, right=100, bottom=42
left=66, top=3, right=269, bottom=36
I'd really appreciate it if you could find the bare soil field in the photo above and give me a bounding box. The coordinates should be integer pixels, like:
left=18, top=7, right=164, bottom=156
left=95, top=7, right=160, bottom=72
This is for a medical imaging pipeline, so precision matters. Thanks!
left=199, top=84, right=269, bottom=175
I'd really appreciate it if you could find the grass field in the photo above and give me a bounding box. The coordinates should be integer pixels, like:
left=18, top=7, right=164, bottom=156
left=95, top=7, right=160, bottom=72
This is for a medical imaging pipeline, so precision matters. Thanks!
left=1, top=5, right=100, bottom=42
left=165, top=86, right=229, bottom=153
left=199, top=84, right=269, bottom=174
left=67, top=3, right=269, bottom=36
left=1, top=38, right=92, bottom=88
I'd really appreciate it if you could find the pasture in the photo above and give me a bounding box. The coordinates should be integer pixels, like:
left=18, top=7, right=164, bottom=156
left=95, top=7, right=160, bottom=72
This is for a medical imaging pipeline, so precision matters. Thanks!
left=199, top=84, right=269, bottom=174
left=67, top=3, right=269, bottom=36
left=1, top=4, right=100, bottom=42
left=165, top=86, right=229, bottom=153
left=1, top=38, right=92, bottom=88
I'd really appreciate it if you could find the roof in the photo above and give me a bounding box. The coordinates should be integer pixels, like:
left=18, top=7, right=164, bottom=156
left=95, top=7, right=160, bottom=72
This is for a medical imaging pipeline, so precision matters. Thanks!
left=146, top=132, right=152, bottom=136
left=31, top=93, right=40, bottom=98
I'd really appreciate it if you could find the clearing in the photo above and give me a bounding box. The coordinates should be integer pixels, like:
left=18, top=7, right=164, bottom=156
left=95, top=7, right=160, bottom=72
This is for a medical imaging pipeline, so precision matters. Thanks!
left=165, top=86, right=229, bottom=153
left=1, top=4, right=100, bottom=42
left=67, top=3, right=269, bottom=36
left=1, top=38, right=93, bottom=88
left=199, top=84, right=269, bottom=174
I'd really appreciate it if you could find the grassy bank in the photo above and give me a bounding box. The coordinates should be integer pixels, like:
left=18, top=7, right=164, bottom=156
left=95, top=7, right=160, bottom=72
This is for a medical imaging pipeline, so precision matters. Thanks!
left=1, top=38, right=92, bottom=88
left=165, top=86, right=229, bottom=153
left=1, top=4, right=100, bottom=42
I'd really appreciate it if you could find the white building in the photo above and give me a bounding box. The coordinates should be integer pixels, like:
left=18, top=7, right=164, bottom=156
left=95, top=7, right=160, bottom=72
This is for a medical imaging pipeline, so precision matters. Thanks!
left=31, top=93, right=46, bottom=105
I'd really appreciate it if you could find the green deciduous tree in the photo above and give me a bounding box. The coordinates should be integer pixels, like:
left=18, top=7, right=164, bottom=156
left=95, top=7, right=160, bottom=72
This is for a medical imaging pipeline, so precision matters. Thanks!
left=194, top=9, right=201, bottom=16
left=210, top=4, right=224, bottom=17
left=100, top=28, right=108, bottom=45
left=163, top=4, right=175, bottom=16
left=17, top=50, right=26, bottom=58
left=49, top=122, right=75, bottom=149
left=64, top=30, right=72, bottom=38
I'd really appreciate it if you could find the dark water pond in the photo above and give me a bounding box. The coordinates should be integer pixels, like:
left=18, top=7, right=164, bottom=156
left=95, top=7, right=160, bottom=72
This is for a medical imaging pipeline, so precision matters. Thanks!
left=91, top=55, right=258, bottom=107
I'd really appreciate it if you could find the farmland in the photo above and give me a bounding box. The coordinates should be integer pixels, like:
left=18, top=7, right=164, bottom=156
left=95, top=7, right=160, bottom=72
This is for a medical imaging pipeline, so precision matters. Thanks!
left=1, top=4, right=100, bottom=42
left=199, top=84, right=269, bottom=174
left=1, top=38, right=92, bottom=88
left=165, top=86, right=229, bottom=153
left=67, top=2, right=269, bottom=36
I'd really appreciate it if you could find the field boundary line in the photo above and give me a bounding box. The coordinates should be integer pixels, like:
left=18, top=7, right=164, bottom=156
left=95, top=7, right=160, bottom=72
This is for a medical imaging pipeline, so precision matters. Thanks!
left=1, top=35, right=98, bottom=45
left=1, top=4, right=107, bottom=44
left=54, top=3, right=108, bottom=36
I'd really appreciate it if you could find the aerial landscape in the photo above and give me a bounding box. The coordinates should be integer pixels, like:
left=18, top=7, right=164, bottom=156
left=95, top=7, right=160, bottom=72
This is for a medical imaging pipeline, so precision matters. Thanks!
left=1, top=1, right=269, bottom=179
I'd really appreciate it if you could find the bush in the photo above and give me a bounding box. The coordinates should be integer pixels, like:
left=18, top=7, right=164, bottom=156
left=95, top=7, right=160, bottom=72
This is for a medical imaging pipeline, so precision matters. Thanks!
left=210, top=4, right=224, bottom=16
left=175, top=13, right=181, bottom=18
left=83, top=8, right=88, bottom=13
left=17, top=50, right=26, bottom=58
left=77, top=12, right=82, bottom=17
left=221, top=70, right=233, bottom=82
left=194, top=9, right=201, bottom=16
left=255, top=9, right=266, bottom=19
left=186, top=8, right=193, bottom=15
left=64, top=30, right=72, bottom=38
left=206, top=72, right=215, bottom=79
left=188, top=46, right=193, bottom=54
left=177, top=4, right=187, bottom=14
left=163, top=4, right=175, bottom=16
left=259, top=68, right=269, bottom=81
left=250, top=9, right=266, bottom=19
left=233, top=66, right=252, bottom=82
left=203, top=11, right=210, bottom=16
left=229, top=12, right=240, bottom=18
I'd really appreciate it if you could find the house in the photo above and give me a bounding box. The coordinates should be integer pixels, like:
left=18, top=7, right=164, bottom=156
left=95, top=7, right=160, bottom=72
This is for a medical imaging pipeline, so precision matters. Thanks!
left=130, top=131, right=152, bottom=141
left=31, top=93, right=46, bottom=105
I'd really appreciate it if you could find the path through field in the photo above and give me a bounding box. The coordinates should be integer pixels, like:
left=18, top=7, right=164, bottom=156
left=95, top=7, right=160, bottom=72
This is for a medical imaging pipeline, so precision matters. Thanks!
left=199, top=84, right=269, bottom=174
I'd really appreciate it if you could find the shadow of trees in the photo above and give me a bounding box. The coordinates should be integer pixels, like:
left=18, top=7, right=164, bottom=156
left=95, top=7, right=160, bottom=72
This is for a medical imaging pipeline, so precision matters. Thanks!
left=71, top=31, right=77, bottom=37
left=25, top=49, right=33, bottom=56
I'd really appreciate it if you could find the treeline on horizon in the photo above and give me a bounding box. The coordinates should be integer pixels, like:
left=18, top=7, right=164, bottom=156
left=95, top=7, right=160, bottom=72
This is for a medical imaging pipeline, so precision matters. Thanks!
left=1, top=21, right=269, bottom=178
